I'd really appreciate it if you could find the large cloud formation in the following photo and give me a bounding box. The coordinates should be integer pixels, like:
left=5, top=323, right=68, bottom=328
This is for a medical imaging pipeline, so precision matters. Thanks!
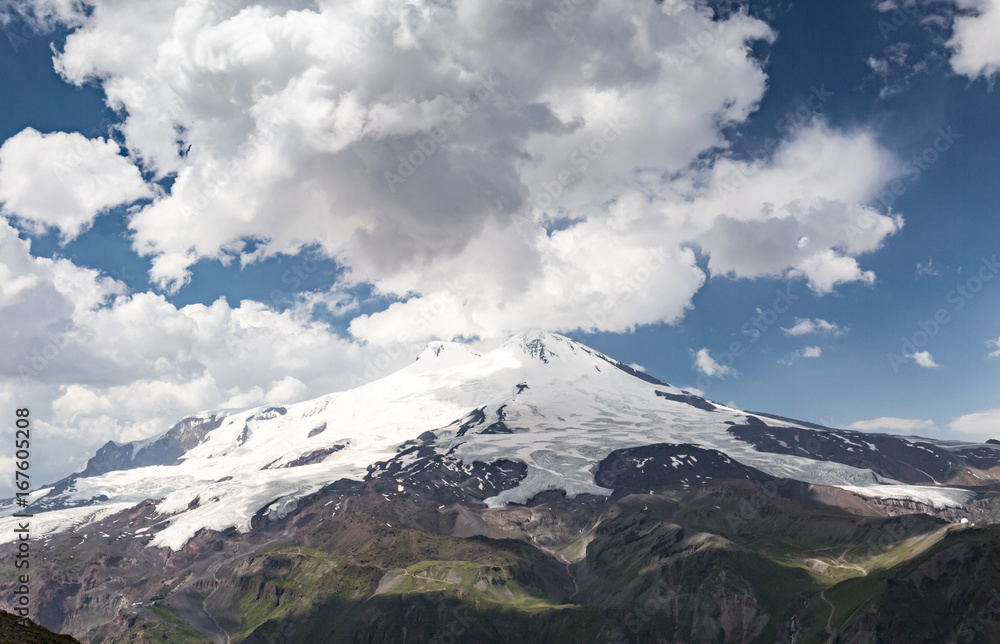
left=0, top=217, right=366, bottom=487
left=8, top=0, right=902, bottom=339
left=0, top=128, right=151, bottom=239
left=0, top=0, right=910, bottom=489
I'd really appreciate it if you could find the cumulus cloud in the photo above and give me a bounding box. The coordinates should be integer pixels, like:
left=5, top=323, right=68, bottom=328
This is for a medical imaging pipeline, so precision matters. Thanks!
left=950, top=408, right=1000, bottom=438
left=911, top=350, right=940, bottom=368
left=946, top=0, right=1000, bottom=79
left=691, top=348, right=737, bottom=378
left=0, top=0, right=905, bottom=345
left=872, top=1, right=998, bottom=82
left=782, top=317, right=846, bottom=336
left=778, top=344, right=822, bottom=365
left=848, top=417, right=937, bottom=433
left=788, top=249, right=877, bottom=295
left=0, top=128, right=151, bottom=240
left=0, top=217, right=378, bottom=492
left=987, top=336, right=1000, bottom=357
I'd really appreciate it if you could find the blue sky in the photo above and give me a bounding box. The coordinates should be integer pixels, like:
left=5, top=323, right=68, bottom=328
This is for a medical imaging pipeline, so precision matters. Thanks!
left=580, top=0, right=1000, bottom=430
left=0, top=0, right=998, bottom=487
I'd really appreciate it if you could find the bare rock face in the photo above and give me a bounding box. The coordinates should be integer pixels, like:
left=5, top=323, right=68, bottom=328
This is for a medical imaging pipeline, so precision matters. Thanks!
left=34, top=414, right=227, bottom=512
left=691, top=574, right=768, bottom=643
left=95, top=414, right=228, bottom=473
left=595, top=443, right=769, bottom=491
left=726, top=422, right=1000, bottom=487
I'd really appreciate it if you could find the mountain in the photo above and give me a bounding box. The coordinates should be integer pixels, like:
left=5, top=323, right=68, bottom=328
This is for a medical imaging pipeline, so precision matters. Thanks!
left=1, top=330, right=999, bottom=643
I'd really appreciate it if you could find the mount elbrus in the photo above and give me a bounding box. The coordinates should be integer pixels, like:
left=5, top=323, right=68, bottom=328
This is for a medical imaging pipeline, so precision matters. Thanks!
left=2, top=330, right=999, bottom=643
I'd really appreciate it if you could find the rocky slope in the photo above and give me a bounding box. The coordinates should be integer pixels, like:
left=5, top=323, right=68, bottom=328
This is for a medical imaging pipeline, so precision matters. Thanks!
left=0, top=611, right=79, bottom=643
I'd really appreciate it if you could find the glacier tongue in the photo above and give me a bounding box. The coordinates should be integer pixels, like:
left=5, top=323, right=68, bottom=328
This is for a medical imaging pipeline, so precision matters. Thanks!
left=0, top=330, right=981, bottom=550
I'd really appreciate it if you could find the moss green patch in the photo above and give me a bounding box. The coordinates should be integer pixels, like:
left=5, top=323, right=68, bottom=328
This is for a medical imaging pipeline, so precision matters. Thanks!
left=233, top=547, right=382, bottom=642
left=375, top=559, right=571, bottom=614
left=148, top=604, right=186, bottom=625
left=110, top=615, right=210, bottom=644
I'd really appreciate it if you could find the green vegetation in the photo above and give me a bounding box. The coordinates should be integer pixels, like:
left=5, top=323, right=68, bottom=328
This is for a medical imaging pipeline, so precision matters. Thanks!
left=232, top=547, right=381, bottom=642
left=376, top=559, right=568, bottom=614
left=148, top=604, right=187, bottom=625
left=226, top=536, right=602, bottom=642
left=111, top=606, right=210, bottom=644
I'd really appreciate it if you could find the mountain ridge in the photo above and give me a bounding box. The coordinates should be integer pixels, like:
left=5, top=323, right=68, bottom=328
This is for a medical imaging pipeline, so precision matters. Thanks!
left=4, top=330, right=997, bottom=550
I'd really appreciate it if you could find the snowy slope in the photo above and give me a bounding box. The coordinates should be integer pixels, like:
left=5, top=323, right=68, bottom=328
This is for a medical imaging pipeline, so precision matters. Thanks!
left=0, top=330, right=979, bottom=550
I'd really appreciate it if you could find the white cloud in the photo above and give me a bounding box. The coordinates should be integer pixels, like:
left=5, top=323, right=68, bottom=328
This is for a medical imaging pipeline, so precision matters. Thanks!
left=911, top=350, right=940, bottom=368
left=848, top=417, right=937, bottom=433
left=0, top=217, right=382, bottom=493
left=694, top=125, right=903, bottom=286
left=946, top=0, right=1000, bottom=79
left=628, top=363, right=646, bottom=372
left=914, top=257, right=940, bottom=279
left=782, top=317, right=846, bottom=336
left=789, top=249, right=877, bottom=295
left=868, top=56, right=890, bottom=76
left=866, top=42, right=930, bottom=99
left=778, top=344, right=823, bottom=365
left=691, top=348, right=737, bottom=378
left=801, top=346, right=822, bottom=358
left=987, top=336, right=1000, bottom=357
left=0, top=0, right=905, bottom=345
left=950, top=407, right=1000, bottom=438
left=353, top=121, right=903, bottom=343
left=0, top=128, right=151, bottom=240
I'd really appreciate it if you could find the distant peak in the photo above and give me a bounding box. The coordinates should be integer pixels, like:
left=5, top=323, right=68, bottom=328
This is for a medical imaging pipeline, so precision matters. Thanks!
left=508, top=328, right=566, bottom=343
left=425, top=341, right=450, bottom=358
left=500, top=329, right=572, bottom=363
left=415, top=340, right=482, bottom=363
left=496, top=329, right=673, bottom=386
left=520, top=337, right=555, bottom=363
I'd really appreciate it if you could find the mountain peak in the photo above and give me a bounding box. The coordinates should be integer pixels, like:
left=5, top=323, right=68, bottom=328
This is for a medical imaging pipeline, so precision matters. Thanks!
left=507, top=328, right=566, bottom=343
left=509, top=327, right=557, bottom=341
left=414, top=340, right=482, bottom=365
left=500, top=329, right=573, bottom=363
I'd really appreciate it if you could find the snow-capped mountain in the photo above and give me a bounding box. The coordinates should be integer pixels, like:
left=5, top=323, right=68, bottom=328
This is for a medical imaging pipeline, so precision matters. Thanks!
left=4, top=330, right=998, bottom=551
